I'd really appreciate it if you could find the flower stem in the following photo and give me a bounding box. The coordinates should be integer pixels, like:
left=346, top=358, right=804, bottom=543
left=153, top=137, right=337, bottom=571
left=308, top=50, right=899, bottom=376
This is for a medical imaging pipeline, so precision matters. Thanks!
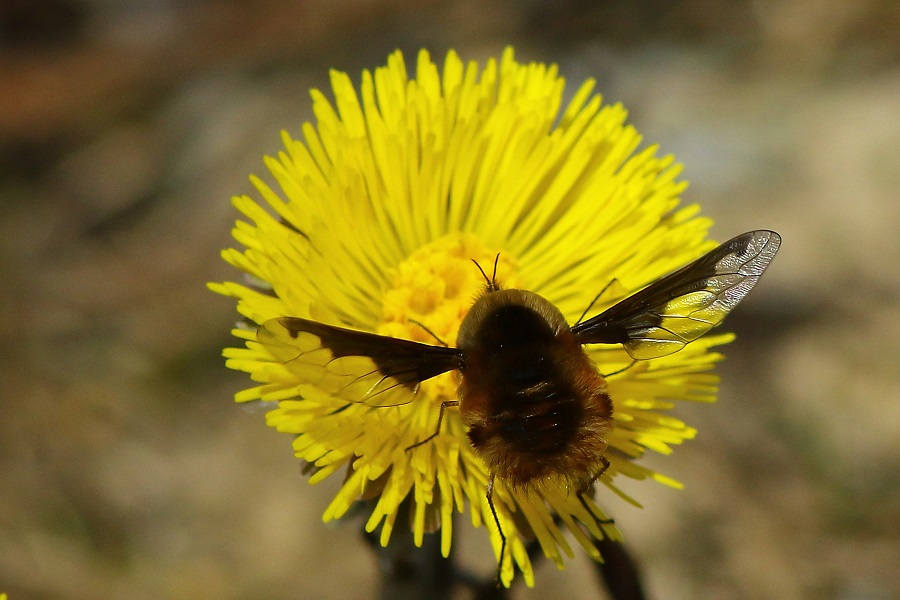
left=363, top=500, right=454, bottom=600
left=592, top=536, right=648, bottom=600
left=363, top=502, right=647, bottom=599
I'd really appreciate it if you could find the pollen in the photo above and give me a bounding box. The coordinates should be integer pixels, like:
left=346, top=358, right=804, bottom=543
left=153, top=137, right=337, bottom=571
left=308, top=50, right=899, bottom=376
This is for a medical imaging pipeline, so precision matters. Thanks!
left=378, top=233, right=524, bottom=401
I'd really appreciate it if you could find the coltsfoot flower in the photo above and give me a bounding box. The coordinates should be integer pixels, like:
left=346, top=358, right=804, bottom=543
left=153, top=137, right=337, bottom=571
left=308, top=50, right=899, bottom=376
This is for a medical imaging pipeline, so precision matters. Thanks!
left=209, top=47, right=779, bottom=587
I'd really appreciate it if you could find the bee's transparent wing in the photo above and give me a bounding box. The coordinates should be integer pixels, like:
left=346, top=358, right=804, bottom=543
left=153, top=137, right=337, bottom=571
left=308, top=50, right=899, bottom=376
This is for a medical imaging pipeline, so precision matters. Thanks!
left=259, top=317, right=463, bottom=406
left=572, top=230, right=781, bottom=359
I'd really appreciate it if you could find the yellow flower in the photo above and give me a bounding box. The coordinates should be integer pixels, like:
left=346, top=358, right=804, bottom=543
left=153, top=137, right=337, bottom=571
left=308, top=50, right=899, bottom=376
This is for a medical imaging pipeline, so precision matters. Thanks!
left=210, top=48, right=736, bottom=587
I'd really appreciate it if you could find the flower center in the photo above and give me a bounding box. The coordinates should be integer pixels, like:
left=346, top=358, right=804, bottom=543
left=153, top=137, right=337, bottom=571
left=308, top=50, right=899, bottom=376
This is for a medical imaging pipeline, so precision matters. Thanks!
left=379, top=233, right=523, bottom=400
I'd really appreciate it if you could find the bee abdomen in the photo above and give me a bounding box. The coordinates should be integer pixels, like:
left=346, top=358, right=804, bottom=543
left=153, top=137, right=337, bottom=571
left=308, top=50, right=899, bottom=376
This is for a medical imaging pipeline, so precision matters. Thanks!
left=490, top=382, right=584, bottom=456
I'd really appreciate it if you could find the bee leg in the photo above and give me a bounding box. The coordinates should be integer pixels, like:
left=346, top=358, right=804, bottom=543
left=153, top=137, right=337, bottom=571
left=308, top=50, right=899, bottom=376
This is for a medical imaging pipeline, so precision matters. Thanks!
left=577, top=455, right=610, bottom=496
left=407, top=319, right=448, bottom=346
left=596, top=455, right=610, bottom=480
left=577, top=491, right=616, bottom=526
left=600, top=360, right=636, bottom=378
left=576, top=277, right=619, bottom=326
left=486, top=473, right=507, bottom=586
left=405, top=400, right=459, bottom=451
left=577, top=457, right=616, bottom=530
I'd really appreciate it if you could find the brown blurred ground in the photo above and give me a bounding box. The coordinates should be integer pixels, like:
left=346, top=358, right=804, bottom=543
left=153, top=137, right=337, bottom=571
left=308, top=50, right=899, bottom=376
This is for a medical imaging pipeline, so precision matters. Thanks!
left=1, top=1, right=898, bottom=599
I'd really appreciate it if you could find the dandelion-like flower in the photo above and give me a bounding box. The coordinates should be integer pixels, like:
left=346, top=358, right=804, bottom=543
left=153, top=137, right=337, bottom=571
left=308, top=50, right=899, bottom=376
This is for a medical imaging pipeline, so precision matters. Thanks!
left=210, top=48, right=775, bottom=587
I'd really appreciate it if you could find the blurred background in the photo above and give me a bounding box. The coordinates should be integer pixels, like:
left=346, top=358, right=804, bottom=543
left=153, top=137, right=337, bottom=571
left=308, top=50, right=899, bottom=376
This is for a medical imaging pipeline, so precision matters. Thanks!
left=1, top=1, right=898, bottom=598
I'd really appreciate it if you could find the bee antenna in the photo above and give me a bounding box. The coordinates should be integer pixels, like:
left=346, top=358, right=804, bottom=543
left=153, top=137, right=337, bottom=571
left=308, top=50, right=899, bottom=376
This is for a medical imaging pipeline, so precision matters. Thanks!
left=471, top=259, right=490, bottom=283
left=471, top=258, right=500, bottom=292
left=491, top=253, right=500, bottom=289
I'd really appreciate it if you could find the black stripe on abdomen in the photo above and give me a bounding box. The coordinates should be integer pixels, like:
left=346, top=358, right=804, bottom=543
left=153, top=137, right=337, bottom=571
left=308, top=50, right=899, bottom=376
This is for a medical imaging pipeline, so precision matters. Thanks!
left=490, top=381, right=584, bottom=456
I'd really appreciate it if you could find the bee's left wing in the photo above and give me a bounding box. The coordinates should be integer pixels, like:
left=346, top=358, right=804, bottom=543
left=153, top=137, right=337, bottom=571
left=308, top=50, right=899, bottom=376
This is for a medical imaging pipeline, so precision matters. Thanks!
left=572, top=230, right=781, bottom=360
left=258, top=317, right=463, bottom=407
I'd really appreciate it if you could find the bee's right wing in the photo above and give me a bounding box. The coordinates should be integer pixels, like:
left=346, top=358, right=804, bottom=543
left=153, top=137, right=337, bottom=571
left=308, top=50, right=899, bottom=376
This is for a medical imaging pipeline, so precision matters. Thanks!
left=258, top=317, right=463, bottom=407
left=572, top=230, right=781, bottom=359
